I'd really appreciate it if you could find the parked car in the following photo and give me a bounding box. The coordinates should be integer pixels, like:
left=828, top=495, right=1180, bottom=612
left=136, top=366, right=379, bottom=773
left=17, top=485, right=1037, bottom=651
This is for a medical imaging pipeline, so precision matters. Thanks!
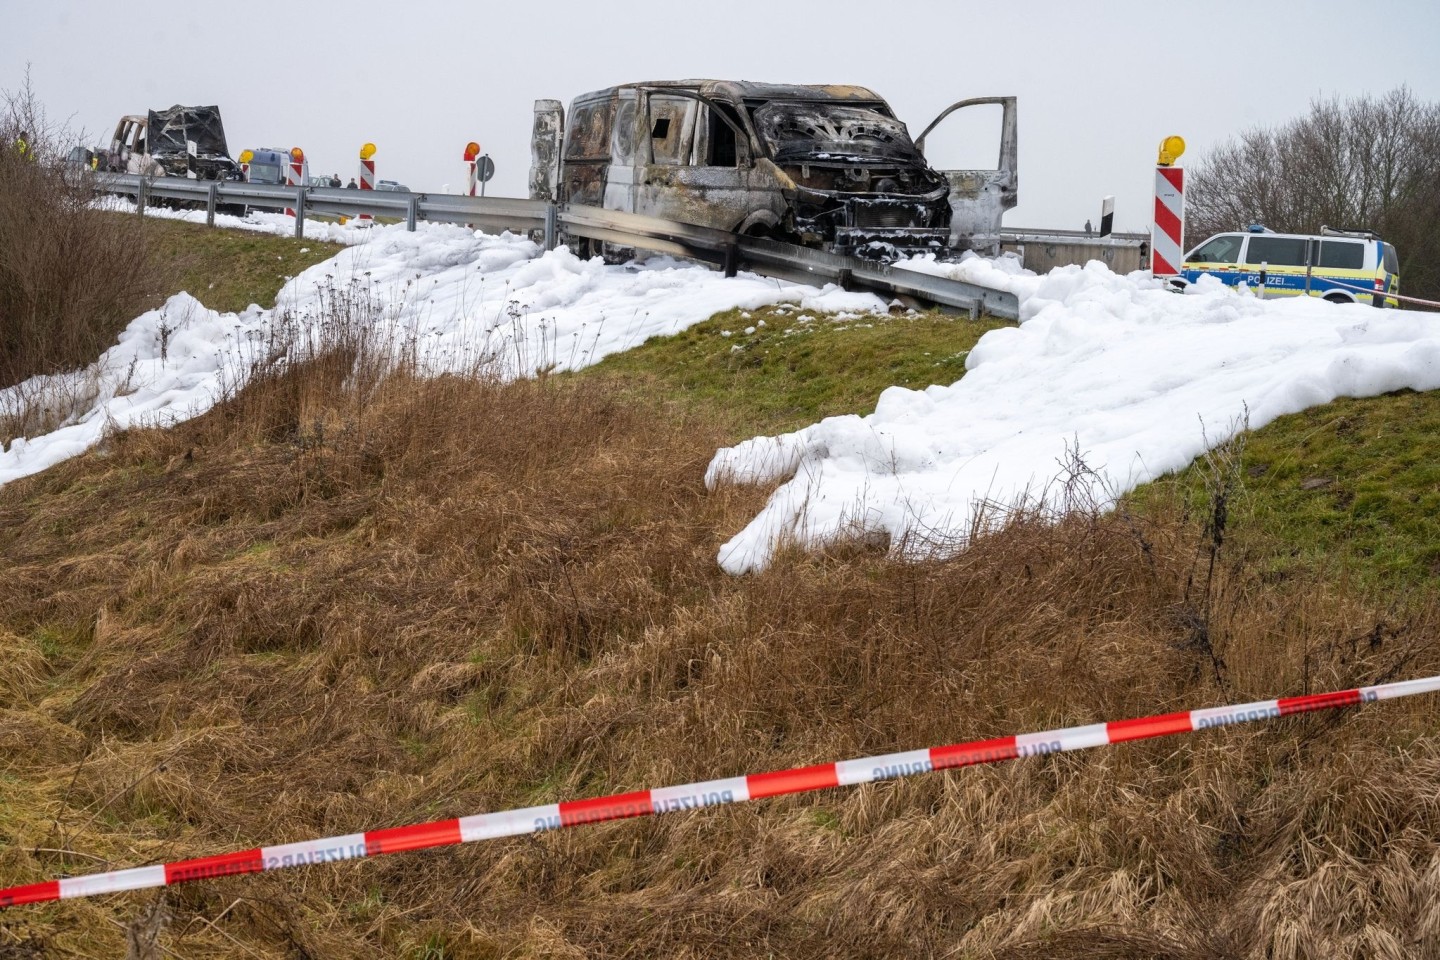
left=375, top=179, right=410, bottom=192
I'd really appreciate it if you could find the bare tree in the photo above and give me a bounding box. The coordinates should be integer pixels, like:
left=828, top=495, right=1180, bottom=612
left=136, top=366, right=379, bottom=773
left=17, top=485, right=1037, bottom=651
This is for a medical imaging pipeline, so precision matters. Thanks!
left=1186, top=88, right=1440, bottom=301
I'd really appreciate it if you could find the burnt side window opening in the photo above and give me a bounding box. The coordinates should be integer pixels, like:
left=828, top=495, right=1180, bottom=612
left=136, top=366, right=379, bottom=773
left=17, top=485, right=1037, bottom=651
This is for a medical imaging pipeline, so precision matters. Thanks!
left=565, top=99, right=615, bottom=161
left=648, top=97, right=694, bottom=165
left=706, top=104, right=742, bottom=166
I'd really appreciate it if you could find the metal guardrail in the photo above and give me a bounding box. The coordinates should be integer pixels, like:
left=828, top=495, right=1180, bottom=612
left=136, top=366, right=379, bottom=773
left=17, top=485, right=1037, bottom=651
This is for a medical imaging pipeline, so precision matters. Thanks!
left=1000, top=226, right=1150, bottom=243
left=95, top=173, right=1020, bottom=319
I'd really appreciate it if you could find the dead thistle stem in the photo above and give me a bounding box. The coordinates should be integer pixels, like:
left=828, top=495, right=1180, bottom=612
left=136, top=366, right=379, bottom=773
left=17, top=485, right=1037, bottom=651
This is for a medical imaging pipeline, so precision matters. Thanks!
left=1177, top=410, right=1250, bottom=693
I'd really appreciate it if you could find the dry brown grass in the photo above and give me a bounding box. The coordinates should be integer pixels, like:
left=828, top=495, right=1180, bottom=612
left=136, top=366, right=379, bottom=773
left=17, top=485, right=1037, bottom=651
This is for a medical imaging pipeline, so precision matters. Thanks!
left=1, top=342, right=1438, bottom=958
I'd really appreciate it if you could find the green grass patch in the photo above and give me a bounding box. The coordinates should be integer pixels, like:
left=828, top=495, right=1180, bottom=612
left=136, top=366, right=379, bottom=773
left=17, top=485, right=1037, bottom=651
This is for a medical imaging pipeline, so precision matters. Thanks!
left=579, top=302, right=1009, bottom=436
left=1132, top=389, right=1440, bottom=594
left=135, top=215, right=346, bottom=313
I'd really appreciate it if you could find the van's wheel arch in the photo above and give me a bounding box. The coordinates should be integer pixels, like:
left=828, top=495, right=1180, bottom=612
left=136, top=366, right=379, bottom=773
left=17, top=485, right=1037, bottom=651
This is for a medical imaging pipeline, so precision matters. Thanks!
left=736, top=211, right=782, bottom=239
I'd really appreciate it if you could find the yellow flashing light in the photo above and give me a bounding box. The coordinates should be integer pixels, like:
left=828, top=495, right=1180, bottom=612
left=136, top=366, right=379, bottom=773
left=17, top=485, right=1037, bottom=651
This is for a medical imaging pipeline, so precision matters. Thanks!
left=360, top=142, right=377, bottom=160
left=1158, top=135, right=1186, bottom=167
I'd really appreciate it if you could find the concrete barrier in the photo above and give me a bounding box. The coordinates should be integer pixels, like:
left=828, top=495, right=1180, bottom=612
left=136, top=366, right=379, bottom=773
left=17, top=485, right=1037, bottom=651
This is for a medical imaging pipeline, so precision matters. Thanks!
left=1000, top=232, right=1149, bottom=274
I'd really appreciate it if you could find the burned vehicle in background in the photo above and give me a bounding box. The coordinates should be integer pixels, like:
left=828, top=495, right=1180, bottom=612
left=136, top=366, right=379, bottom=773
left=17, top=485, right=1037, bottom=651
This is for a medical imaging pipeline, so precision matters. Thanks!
left=529, top=80, right=1016, bottom=261
left=104, top=104, right=243, bottom=181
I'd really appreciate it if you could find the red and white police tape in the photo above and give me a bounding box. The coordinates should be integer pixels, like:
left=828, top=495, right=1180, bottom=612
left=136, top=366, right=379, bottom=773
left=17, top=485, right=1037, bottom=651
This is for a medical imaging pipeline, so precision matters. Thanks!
left=4, top=673, right=1437, bottom=909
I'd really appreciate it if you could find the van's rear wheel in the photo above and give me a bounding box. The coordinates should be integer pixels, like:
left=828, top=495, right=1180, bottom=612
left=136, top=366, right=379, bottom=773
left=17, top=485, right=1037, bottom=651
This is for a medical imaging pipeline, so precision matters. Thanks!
left=1323, top=293, right=1350, bottom=304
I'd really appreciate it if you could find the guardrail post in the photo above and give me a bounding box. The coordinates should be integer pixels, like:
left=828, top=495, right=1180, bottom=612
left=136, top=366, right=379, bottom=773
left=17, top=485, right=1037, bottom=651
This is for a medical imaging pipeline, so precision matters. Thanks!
left=407, top=195, right=419, bottom=232
left=136, top=178, right=148, bottom=218
left=206, top=182, right=219, bottom=227
left=294, top=189, right=306, bottom=240
left=722, top=240, right=738, bottom=278
left=544, top=203, right=558, bottom=251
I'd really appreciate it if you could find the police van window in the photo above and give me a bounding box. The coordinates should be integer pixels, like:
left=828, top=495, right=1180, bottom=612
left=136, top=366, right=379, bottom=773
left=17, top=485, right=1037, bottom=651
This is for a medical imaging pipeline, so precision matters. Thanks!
left=649, top=97, right=694, bottom=165
left=1317, top=240, right=1364, bottom=270
left=1383, top=244, right=1399, bottom=274
left=1244, top=236, right=1308, bottom=267
left=1189, top=235, right=1242, bottom=263
left=565, top=100, right=615, bottom=161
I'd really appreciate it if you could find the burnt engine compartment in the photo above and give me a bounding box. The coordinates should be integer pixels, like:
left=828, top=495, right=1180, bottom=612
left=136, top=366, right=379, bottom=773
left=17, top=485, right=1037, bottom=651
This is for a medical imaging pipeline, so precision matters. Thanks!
left=781, top=161, right=952, bottom=260
left=145, top=105, right=243, bottom=182
left=150, top=154, right=243, bottom=181
left=750, top=101, right=953, bottom=261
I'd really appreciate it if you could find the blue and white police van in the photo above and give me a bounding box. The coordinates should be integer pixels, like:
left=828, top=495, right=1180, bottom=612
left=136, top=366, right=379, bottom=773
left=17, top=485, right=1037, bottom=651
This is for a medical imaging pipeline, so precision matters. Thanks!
left=1169, top=225, right=1401, bottom=307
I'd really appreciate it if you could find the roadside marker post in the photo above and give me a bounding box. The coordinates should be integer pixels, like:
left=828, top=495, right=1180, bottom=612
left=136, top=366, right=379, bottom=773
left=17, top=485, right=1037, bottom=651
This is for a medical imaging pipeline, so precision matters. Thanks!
left=1099, top=195, right=1114, bottom=238
left=3, top=671, right=1438, bottom=910
left=1152, top=135, right=1186, bottom=277
left=358, top=142, right=377, bottom=221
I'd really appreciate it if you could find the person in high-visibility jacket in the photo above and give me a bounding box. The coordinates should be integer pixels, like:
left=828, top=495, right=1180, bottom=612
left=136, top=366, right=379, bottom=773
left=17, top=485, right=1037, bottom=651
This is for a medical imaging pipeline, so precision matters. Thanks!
left=14, top=130, right=31, bottom=159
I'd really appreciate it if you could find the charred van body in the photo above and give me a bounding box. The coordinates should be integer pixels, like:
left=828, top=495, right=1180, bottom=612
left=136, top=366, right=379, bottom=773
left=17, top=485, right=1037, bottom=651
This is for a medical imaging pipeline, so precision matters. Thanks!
left=106, top=105, right=242, bottom=181
left=530, top=81, right=1016, bottom=262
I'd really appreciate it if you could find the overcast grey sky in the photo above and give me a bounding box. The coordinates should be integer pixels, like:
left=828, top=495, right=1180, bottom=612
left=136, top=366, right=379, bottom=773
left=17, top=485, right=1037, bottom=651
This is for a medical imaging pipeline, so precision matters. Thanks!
left=5, top=0, right=1438, bottom=231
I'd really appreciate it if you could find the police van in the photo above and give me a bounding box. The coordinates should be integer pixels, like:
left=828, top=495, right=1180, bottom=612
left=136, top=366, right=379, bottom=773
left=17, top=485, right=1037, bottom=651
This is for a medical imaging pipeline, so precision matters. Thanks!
left=1171, top=225, right=1401, bottom=307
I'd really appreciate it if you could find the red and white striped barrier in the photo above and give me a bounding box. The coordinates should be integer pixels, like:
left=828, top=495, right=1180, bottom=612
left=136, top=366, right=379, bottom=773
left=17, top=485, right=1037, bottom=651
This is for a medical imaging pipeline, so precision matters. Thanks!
left=1151, top=135, right=1186, bottom=277
left=3, top=672, right=1437, bottom=909
left=464, top=141, right=481, bottom=197
left=284, top=147, right=306, bottom=218
left=1152, top=166, right=1185, bottom=276
left=358, top=142, right=377, bottom=221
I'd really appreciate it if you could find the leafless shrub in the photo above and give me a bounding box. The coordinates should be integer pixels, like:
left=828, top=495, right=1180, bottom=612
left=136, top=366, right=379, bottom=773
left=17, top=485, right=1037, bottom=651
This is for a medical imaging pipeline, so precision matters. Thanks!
left=0, top=71, right=168, bottom=388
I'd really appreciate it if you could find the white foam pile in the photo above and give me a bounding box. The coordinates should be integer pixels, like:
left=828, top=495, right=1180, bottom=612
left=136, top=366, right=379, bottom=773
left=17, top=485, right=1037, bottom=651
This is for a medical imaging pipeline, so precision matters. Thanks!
left=705, top=260, right=1440, bottom=573
left=5, top=217, right=1437, bottom=578
left=0, top=223, right=882, bottom=486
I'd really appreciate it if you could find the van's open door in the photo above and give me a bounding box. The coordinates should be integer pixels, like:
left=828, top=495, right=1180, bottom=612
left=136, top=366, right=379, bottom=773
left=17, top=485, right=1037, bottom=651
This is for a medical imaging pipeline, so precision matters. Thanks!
left=915, top=97, right=1017, bottom=256
left=529, top=99, right=565, bottom=203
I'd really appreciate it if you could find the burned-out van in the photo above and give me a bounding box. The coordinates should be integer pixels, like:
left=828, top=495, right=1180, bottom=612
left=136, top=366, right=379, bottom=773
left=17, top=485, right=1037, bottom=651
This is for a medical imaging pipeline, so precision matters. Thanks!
left=529, top=81, right=1016, bottom=261
left=106, top=105, right=242, bottom=181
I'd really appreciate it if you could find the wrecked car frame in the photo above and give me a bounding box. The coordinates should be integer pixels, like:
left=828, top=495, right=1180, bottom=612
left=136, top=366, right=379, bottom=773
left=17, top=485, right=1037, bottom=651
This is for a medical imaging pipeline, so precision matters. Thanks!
left=530, top=80, right=1016, bottom=262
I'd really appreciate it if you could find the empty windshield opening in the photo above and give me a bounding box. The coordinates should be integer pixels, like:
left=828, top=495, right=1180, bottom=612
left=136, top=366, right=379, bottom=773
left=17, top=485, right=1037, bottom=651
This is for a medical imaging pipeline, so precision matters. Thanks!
left=751, top=101, right=919, bottom=163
